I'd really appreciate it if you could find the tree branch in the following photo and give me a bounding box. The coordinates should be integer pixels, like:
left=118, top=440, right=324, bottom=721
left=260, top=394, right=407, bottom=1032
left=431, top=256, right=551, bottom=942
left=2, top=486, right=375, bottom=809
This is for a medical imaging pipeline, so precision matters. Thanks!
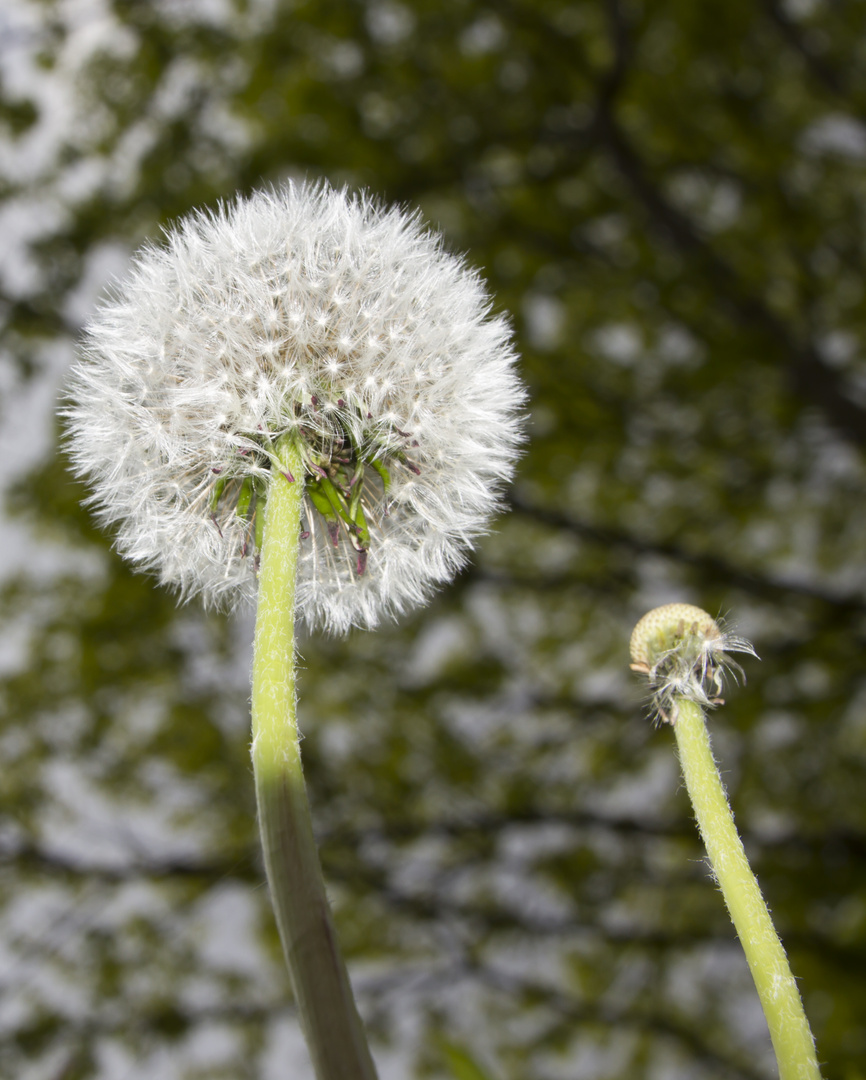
left=505, top=491, right=866, bottom=615
left=592, top=111, right=866, bottom=446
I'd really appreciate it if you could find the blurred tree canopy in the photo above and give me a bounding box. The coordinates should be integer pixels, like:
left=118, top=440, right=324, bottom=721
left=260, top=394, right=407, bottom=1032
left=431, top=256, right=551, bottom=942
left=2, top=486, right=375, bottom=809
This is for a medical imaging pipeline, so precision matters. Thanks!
left=1, top=0, right=866, bottom=1077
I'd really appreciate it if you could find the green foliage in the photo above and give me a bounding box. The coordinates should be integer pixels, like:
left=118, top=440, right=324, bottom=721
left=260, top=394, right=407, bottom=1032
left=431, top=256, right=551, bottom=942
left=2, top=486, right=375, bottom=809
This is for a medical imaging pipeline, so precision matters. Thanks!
left=439, top=1039, right=498, bottom=1080
left=2, top=0, right=866, bottom=1077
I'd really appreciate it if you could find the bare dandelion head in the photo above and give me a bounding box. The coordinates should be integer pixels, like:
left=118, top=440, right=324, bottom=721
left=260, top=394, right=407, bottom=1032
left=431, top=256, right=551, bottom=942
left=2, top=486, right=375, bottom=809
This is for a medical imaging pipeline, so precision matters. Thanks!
left=629, top=603, right=758, bottom=723
left=65, top=182, right=526, bottom=632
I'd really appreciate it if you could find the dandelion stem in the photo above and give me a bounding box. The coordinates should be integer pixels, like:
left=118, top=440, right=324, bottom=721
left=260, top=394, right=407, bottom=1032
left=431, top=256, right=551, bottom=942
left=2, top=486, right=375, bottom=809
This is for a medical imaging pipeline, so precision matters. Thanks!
left=251, top=437, right=378, bottom=1080
left=672, top=696, right=821, bottom=1080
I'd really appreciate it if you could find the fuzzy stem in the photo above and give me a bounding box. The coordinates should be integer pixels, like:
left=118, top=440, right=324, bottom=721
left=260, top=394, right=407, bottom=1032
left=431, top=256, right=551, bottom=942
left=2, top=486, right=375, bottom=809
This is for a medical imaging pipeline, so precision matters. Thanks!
left=672, top=696, right=821, bottom=1080
left=251, top=437, right=378, bottom=1080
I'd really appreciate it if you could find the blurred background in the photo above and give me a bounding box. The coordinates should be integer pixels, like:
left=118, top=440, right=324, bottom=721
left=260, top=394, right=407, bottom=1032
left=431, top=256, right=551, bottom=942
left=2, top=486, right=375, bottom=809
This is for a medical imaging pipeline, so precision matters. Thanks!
left=1, top=0, right=866, bottom=1077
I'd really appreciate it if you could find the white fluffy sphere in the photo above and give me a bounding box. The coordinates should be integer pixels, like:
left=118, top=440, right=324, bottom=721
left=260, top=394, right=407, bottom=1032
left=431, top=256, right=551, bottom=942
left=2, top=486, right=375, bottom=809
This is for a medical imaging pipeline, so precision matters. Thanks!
left=66, top=183, right=525, bottom=632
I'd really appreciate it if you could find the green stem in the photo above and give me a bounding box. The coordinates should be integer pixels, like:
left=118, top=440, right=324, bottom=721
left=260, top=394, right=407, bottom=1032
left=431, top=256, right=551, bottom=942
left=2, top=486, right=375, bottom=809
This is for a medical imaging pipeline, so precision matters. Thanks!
left=672, top=697, right=821, bottom=1080
left=251, top=437, right=378, bottom=1080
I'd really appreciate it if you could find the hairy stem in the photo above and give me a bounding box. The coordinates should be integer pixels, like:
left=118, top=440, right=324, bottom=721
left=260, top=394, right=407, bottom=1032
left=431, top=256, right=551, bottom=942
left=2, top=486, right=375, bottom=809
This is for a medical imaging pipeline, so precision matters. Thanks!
left=672, top=697, right=821, bottom=1080
left=251, top=437, right=378, bottom=1080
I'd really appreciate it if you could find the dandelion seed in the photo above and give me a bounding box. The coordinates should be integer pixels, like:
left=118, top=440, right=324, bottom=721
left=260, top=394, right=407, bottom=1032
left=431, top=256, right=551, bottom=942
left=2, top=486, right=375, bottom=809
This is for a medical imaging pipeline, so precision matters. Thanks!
left=64, top=182, right=526, bottom=632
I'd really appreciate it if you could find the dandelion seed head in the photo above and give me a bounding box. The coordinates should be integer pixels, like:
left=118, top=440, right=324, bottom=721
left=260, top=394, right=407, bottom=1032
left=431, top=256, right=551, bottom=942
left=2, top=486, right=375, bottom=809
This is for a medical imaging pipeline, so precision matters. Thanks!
left=65, top=182, right=526, bottom=632
left=629, top=603, right=758, bottom=723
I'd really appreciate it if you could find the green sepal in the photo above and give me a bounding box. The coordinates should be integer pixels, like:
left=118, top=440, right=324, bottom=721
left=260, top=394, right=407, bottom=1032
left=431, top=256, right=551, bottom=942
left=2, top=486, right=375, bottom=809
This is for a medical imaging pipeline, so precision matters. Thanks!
left=236, top=476, right=254, bottom=519
left=254, top=488, right=267, bottom=549
left=307, top=479, right=338, bottom=524
left=318, top=475, right=349, bottom=518
left=348, top=463, right=364, bottom=520
left=209, top=476, right=227, bottom=513
left=368, top=458, right=391, bottom=491
left=350, top=500, right=370, bottom=551
left=346, top=466, right=370, bottom=550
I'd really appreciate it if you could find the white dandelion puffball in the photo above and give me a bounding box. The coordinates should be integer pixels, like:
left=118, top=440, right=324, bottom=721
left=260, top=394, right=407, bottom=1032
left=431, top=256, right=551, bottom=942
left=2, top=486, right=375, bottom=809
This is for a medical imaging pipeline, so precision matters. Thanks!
left=66, top=183, right=525, bottom=633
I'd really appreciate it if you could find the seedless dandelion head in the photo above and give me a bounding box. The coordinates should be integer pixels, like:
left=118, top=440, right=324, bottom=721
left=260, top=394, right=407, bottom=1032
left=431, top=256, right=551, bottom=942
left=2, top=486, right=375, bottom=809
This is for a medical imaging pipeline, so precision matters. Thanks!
left=65, top=182, right=525, bottom=632
left=629, top=603, right=758, bottom=723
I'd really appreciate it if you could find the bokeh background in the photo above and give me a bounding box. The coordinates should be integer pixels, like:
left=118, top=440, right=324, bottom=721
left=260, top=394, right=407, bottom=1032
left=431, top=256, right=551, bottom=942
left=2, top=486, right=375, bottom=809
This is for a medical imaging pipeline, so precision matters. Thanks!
left=2, top=1, right=866, bottom=1077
